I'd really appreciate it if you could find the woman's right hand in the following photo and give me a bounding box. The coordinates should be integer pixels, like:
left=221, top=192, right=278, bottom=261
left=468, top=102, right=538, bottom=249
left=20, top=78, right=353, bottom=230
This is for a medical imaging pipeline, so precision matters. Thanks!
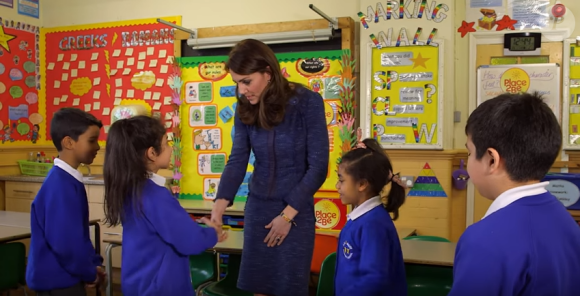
left=200, top=217, right=228, bottom=242
left=211, top=199, right=229, bottom=227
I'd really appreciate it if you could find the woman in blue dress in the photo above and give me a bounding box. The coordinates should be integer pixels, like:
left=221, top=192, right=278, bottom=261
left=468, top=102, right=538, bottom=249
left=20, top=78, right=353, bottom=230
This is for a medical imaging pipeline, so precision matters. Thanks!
left=211, top=39, right=329, bottom=296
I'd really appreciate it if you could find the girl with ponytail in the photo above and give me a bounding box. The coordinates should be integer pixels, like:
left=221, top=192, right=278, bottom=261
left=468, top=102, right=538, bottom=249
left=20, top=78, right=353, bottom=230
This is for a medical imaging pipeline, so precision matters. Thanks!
left=334, top=128, right=407, bottom=296
left=103, top=116, right=226, bottom=296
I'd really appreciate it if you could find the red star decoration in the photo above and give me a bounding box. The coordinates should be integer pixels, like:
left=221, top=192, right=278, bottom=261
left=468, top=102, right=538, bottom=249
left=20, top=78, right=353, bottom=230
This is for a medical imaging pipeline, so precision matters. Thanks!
left=457, top=21, right=476, bottom=38
left=496, top=15, right=518, bottom=31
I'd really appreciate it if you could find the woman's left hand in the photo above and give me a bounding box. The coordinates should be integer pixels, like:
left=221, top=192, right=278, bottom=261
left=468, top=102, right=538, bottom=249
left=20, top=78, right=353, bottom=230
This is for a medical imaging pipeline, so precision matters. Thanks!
left=264, top=215, right=292, bottom=247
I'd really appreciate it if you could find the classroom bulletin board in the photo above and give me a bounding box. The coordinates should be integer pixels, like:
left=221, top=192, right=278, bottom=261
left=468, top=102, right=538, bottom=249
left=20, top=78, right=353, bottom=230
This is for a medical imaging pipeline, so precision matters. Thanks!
left=40, top=16, right=181, bottom=142
left=178, top=50, right=352, bottom=230
left=563, top=39, right=580, bottom=150
left=362, top=42, right=444, bottom=149
left=0, top=18, right=40, bottom=145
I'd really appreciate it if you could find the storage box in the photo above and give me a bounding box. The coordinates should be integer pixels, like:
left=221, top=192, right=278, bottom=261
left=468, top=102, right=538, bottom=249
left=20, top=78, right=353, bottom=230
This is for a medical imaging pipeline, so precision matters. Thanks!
left=542, top=173, right=580, bottom=210
left=478, top=9, right=497, bottom=30
left=18, top=160, right=53, bottom=176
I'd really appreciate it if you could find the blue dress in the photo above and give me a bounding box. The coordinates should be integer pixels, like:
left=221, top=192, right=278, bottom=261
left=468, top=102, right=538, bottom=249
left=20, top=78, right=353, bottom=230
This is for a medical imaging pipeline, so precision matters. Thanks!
left=217, top=86, right=329, bottom=296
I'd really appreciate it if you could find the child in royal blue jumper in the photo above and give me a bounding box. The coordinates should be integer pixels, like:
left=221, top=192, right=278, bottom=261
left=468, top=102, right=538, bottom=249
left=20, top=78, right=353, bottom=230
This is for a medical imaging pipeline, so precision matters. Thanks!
left=103, top=116, right=227, bottom=296
left=26, top=108, right=105, bottom=296
left=449, top=92, right=580, bottom=296
left=334, top=129, right=407, bottom=296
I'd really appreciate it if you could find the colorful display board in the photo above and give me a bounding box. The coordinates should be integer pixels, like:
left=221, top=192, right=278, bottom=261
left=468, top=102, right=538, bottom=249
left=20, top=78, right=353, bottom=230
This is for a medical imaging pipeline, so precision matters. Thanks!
left=179, top=50, right=347, bottom=199
left=564, top=40, right=580, bottom=150
left=0, top=19, right=41, bottom=145
left=362, top=42, right=444, bottom=149
left=41, top=17, right=181, bottom=142
left=179, top=50, right=355, bottom=232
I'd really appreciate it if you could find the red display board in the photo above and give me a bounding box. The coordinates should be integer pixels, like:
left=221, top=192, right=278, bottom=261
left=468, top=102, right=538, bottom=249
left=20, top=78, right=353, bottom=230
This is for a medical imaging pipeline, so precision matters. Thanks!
left=0, top=20, right=41, bottom=145
left=43, top=17, right=180, bottom=141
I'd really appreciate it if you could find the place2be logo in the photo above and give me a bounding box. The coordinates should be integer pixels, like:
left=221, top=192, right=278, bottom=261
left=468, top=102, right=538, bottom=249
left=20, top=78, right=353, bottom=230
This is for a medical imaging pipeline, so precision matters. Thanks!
left=314, top=199, right=341, bottom=229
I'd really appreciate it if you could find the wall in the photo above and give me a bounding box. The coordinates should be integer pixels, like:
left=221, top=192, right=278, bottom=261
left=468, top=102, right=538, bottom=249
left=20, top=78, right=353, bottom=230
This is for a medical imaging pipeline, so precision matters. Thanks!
left=454, top=0, right=580, bottom=149
left=41, top=0, right=359, bottom=28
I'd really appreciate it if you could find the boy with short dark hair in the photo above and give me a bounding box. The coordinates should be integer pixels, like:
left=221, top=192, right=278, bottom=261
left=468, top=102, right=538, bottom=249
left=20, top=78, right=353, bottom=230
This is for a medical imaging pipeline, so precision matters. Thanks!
left=449, top=92, right=580, bottom=295
left=26, top=108, right=105, bottom=296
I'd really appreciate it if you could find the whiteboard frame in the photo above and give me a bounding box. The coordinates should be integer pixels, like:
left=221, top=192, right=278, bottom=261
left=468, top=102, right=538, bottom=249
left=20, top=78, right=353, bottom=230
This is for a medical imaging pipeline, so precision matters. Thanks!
left=563, top=39, right=579, bottom=150
left=476, top=63, right=561, bottom=123
left=361, top=40, right=445, bottom=150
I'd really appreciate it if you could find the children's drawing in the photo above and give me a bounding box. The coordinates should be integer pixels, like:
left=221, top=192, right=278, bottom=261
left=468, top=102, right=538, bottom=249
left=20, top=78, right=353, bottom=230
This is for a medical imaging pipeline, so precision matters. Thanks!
left=193, top=128, right=222, bottom=150
left=204, top=178, right=220, bottom=200
left=197, top=153, right=226, bottom=175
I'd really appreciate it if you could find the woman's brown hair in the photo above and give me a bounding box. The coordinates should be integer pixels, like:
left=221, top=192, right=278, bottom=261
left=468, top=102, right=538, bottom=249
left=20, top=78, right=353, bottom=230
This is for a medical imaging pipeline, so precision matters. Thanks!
left=226, top=39, right=295, bottom=129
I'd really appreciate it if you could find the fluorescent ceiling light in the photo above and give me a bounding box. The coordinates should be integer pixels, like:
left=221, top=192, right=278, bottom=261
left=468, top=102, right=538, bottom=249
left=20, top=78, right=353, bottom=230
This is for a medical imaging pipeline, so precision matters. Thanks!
left=187, top=28, right=333, bottom=49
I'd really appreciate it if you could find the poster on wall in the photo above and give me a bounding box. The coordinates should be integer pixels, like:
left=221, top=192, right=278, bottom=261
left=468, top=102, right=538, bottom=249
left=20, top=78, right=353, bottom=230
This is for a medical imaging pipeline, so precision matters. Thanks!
left=476, top=63, right=561, bottom=121
left=42, top=17, right=181, bottom=142
left=18, top=0, right=39, bottom=19
left=0, top=18, right=41, bottom=145
left=0, top=0, right=14, bottom=8
left=363, top=42, right=444, bottom=149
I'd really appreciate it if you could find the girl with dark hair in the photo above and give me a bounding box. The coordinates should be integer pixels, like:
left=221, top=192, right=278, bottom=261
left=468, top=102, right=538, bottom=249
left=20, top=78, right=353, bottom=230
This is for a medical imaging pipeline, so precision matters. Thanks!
left=103, top=116, right=226, bottom=296
left=334, top=128, right=407, bottom=295
left=211, top=39, right=329, bottom=296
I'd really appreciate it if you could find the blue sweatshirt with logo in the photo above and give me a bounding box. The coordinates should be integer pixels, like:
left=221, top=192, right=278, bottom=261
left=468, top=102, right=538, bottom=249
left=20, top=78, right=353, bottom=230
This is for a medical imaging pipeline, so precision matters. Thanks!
left=449, top=192, right=580, bottom=296
left=334, top=206, right=406, bottom=296
left=26, top=167, right=103, bottom=291
left=121, top=177, right=218, bottom=296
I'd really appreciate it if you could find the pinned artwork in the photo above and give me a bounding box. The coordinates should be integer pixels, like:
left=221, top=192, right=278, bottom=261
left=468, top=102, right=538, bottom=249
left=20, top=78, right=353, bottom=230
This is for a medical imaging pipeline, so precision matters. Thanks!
left=0, top=19, right=40, bottom=145
left=185, top=81, right=212, bottom=103
left=203, top=178, right=220, bottom=200
left=197, top=153, right=226, bottom=175
left=193, top=128, right=222, bottom=150
left=296, top=58, right=330, bottom=77
left=198, top=62, right=227, bottom=81
left=189, top=105, right=217, bottom=127
left=407, top=163, right=447, bottom=197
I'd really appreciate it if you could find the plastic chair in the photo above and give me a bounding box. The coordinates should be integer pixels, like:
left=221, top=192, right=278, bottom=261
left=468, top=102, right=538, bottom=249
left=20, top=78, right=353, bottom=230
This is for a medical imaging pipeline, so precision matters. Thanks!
left=406, top=263, right=453, bottom=296
left=190, top=252, right=217, bottom=295
left=316, top=252, right=336, bottom=296
left=403, top=235, right=451, bottom=242
left=0, top=242, right=27, bottom=295
left=311, top=234, right=338, bottom=274
left=201, top=254, right=252, bottom=296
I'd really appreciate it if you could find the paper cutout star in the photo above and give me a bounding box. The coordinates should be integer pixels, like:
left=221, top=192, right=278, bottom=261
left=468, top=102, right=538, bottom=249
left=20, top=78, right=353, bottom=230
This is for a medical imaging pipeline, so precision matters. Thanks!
left=410, top=53, right=430, bottom=69
left=496, top=15, right=518, bottom=31
left=0, top=25, right=16, bottom=53
left=457, top=21, right=476, bottom=38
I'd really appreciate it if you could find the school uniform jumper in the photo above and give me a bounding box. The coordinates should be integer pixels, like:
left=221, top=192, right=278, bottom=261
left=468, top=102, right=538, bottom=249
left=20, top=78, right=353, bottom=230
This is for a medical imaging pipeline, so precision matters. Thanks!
left=26, top=159, right=103, bottom=292
left=449, top=182, right=580, bottom=296
left=121, top=174, right=218, bottom=296
left=334, top=196, right=407, bottom=296
left=217, top=87, right=329, bottom=296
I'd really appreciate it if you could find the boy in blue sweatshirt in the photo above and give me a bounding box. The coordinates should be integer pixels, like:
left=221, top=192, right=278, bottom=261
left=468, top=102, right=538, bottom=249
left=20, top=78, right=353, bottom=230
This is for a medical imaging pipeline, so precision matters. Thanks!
left=450, top=92, right=580, bottom=296
left=26, top=108, right=104, bottom=296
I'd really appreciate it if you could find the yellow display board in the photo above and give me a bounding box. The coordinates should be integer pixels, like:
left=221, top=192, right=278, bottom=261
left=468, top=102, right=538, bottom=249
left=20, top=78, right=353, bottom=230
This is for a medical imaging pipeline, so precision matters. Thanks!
left=363, top=43, right=444, bottom=149
left=564, top=40, right=580, bottom=150
left=179, top=50, right=348, bottom=201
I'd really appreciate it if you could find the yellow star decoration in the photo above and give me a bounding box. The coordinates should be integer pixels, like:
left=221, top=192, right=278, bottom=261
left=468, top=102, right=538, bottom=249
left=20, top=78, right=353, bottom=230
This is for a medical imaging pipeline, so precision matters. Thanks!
left=0, top=25, right=16, bottom=53
left=410, top=53, right=430, bottom=69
